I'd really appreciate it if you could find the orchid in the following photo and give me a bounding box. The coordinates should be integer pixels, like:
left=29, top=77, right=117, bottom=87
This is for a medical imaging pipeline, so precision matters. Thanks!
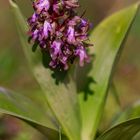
left=28, top=0, right=91, bottom=70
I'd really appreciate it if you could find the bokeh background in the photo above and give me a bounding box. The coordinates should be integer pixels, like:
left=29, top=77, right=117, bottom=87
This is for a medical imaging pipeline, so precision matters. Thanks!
left=0, top=0, right=140, bottom=139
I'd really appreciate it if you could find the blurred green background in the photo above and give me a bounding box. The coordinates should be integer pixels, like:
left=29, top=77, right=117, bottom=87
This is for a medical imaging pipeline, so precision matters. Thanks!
left=0, top=0, right=140, bottom=139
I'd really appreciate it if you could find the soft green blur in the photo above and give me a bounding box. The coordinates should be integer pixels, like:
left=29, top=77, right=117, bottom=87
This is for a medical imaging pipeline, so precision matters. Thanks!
left=0, top=0, right=140, bottom=139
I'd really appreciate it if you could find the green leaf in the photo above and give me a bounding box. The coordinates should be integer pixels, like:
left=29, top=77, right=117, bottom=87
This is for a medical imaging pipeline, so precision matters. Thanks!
left=133, top=131, right=140, bottom=140
left=78, top=4, right=139, bottom=140
left=9, top=1, right=81, bottom=140
left=0, top=87, right=61, bottom=140
left=112, top=101, right=140, bottom=125
left=96, top=118, right=140, bottom=140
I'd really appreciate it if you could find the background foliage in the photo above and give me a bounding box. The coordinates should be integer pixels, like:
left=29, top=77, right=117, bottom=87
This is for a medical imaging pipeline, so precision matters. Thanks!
left=0, top=0, right=140, bottom=140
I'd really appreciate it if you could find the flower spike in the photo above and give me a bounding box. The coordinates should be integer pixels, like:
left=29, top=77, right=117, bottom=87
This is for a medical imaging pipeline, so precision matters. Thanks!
left=28, top=0, right=93, bottom=70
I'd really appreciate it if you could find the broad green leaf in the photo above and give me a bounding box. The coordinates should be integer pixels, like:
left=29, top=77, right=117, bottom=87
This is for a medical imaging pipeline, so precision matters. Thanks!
left=133, top=131, right=140, bottom=140
left=78, top=4, right=139, bottom=140
left=96, top=118, right=140, bottom=140
left=112, top=101, right=140, bottom=125
left=0, top=87, right=62, bottom=140
left=9, top=1, right=81, bottom=140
